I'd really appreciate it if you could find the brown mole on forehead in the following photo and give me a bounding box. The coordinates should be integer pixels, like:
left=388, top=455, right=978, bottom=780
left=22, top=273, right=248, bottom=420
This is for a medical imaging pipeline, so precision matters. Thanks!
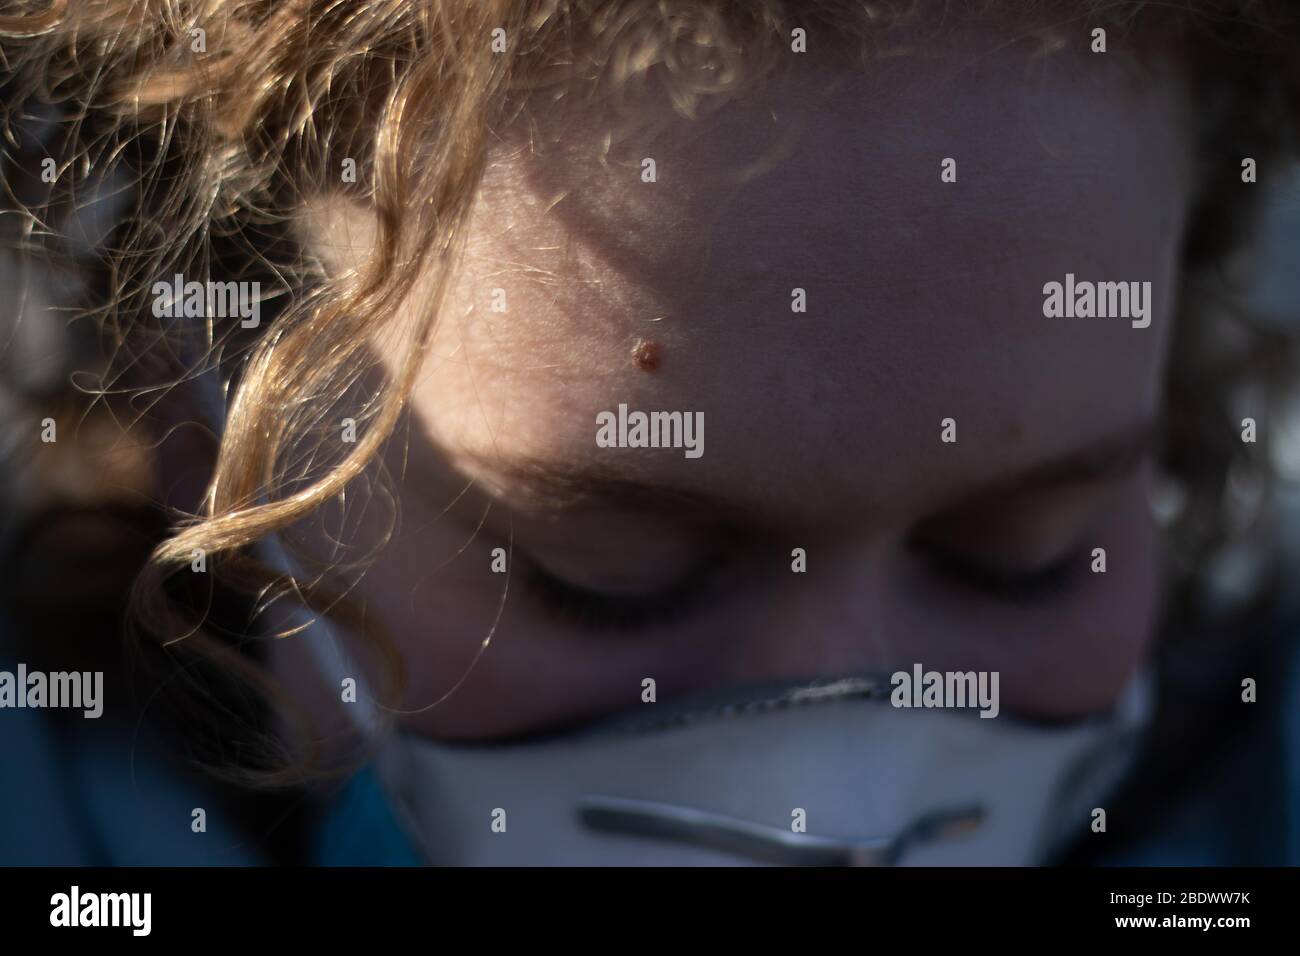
left=631, top=337, right=662, bottom=372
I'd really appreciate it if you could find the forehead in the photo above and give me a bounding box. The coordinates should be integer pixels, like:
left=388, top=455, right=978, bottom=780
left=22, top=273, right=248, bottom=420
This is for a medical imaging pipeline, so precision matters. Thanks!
left=371, top=29, right=1192, bottom=520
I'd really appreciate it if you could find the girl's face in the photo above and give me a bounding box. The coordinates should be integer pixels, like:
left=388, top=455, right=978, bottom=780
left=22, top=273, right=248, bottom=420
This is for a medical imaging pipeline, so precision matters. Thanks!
left=296, top=28, right=1194, bottom=741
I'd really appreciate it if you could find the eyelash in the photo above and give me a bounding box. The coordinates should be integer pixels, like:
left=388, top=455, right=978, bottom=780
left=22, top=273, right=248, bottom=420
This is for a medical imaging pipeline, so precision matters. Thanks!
left=917, top=545, right=1082, bottom=605
left=521, top=556, right=722, bottom=632
left=520, top=541, right=1081, bottom=633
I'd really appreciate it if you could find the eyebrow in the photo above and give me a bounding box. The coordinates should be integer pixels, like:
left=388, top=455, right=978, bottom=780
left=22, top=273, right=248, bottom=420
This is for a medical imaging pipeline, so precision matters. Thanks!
left=966, top=419, right=1159, bottom=502
left=459, top=419, right=1159, bottom=526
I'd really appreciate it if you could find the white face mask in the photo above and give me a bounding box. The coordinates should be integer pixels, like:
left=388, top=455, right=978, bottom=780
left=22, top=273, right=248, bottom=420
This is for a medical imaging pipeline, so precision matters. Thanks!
left=370, top=672, right=1152, bottom=866
left=262, top=537, right=1153, bottom=867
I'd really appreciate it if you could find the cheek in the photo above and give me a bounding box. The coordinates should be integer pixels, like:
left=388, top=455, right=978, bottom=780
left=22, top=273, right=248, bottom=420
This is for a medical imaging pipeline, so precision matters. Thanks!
left=1014, top=487, right=1160, bottom=717
left=358, top=515, right=668, bottom=739
left=901, top=486, right=1160, bottom=720
left=355, top=522, right=548, bottom=738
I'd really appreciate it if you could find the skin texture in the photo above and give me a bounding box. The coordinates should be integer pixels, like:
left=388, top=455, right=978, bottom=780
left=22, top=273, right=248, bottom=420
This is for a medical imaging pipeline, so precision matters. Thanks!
left=289, top=24, right=1194, bottom=742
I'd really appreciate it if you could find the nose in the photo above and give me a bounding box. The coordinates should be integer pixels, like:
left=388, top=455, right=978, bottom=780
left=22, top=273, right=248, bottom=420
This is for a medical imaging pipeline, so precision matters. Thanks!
left=721, top=539, right=897, bottom=684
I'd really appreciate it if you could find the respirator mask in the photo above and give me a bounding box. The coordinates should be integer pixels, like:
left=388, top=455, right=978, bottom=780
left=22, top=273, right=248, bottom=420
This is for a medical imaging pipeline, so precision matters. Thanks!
left=367, top=670, right=1151, bottom=866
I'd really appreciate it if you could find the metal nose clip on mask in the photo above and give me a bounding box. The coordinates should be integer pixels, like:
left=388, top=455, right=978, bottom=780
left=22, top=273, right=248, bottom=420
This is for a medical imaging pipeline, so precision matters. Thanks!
left=577, top=794, right=985, bottom=866
left=564, top=677, right=986, bottom=865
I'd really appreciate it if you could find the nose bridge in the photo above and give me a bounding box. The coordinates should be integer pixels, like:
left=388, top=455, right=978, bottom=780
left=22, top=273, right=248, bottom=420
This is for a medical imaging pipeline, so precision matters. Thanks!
left=737, top=540, right=895, bottom=683
left=811, top=543, right=896, bottom=673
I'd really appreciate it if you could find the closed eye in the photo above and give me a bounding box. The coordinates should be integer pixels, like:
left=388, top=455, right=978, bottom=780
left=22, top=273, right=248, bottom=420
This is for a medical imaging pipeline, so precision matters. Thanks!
left=916, top=544, right=1082, bottom=604
left=520, top=552, right=724, bottom=632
